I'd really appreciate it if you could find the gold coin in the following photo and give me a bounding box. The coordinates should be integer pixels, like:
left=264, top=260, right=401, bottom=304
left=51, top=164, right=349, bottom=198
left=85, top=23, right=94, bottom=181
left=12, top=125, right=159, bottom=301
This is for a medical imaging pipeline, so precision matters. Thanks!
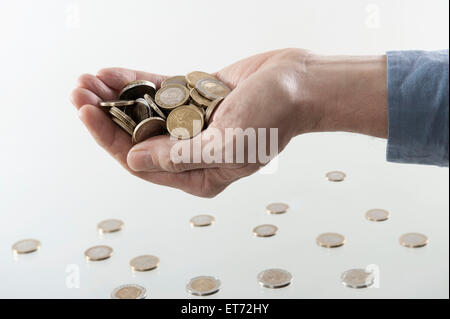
left=132, top=117, right=166, bottom=144
left=185, top=71, right=215, bottom=88
left=325, top=171, right=346, bottom=182
left=155, top=84, right=190, bottom=110
left=12, top=239, right=41, bottom=254
left=190, top=88, right=212, bottom=108
left=161, top=75, right=187, bottom=88
left=144, top=94, right=166, bottom=119
left=266, top=202, right=289, bottom=214
left=119, top=80, right=156, bottom=100
left=341, top=269, right=374, bottom=289
left=97, top=219, right=124, bottom=233
left=112, top=117, right=134, bottom=136
left=111, top=284, right=147, bottom=299
left=205, top=97, right=224, bottom=124
left=365, top=209, right=390, bottom=222
left=166, top=105, right=204, bottom=140
left=84, top=245, right=113, bottom=261
left=99, top=100, right=135, bottom=109
left=190, top=214, right=215, bottom=227
left=253, top=224, right=278, bottom=237
left=196, top=78, right=231, bottom=100
left=130, top=255, right=160, bottom=271
left=109, top=106, right=137, bottom=129
left=186, top=276, right=221, bottom=296
left=130, top=98, right=151, bottom=123
left=257, top=269, right=292, bottom=288
left=316, top=233, right=345, bottom=248
left=399, top=233, right=428, bottom=248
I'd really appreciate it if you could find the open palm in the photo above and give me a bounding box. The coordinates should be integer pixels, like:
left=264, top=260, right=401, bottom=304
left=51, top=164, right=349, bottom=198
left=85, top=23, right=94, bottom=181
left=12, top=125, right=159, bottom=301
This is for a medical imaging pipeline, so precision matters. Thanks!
left=71, top=48, right=308, bottom=197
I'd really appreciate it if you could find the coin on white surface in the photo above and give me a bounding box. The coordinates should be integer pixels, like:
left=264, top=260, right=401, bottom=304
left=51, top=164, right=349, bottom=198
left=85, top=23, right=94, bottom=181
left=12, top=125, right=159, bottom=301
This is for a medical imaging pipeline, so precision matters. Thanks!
left=365, top=209, right=390, bottom=222
left=325, top=170, right=346, bottom=182
left=84, top=245, right=113, bottom=261
left=266, top=202, right=289, bottom=214
left=186, top=276, right=221, bottom=296
left=12, top=239, right=41, bottom=254
left=130, top=255, right=159, bottom=271
left=97, top=219, right=124, bottom=233
left=341, top=269, right=374, bottom=288
left=253, top=224, right=278, bottom=237
left=111, top=284, right=147, bottom=299
left=190, top=214, right=215, bottom=227
left=316, top=233, right=345, bottom=248
left=399, top=233, right=428, bottom=248
left=257, top=268, right=292, bottom=288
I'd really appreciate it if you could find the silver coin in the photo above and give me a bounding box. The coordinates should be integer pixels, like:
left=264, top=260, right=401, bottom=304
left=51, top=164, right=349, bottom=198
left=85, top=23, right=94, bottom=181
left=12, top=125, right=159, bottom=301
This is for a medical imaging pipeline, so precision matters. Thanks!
left=253, top=224, right=278, bottom=237
left=399, top=233, right=429, bottom=248
left=12, top=239, right=41, bottom=254
left=266, top=202, right=289, bottom=214
left=97, top=219, right=124, bottom=233
left=84, top=245, right=113, bottom=261
left=341, top=269, right=374, bottom=289
left=365, top=209, right=390, bottom=222
left=186, top=276, right=221, bottom=296
left=196, top=78, right=231, bottom=100
left=257, top=268, right=292, bottom=288
left=325, top=171, right=346, bottom=182
left=190, top=215, right=215, bottom=227
left=111, top=284, right=147, bottom=299
left=316, top=233, right=345, bottom=248
left=130, top=255, right=159, bottom=271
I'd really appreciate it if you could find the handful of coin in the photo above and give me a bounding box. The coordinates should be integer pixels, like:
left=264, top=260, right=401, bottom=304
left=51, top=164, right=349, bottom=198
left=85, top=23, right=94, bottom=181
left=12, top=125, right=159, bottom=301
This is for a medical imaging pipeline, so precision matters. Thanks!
left=99, top=72, right=230, bottom=143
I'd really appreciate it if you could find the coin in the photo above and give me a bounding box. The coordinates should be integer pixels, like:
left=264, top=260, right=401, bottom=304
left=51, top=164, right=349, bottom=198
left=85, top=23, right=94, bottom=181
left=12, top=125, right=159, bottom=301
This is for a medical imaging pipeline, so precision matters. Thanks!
left=185, top=71, right=215, bottom=88
left=205, top=97, right=223, bottom=124
left=132, top=117, right=166, bottom=144
left=99, top=100, right=135, bottom=109
left=253, top=224, right=278, bottom=237
left=190, top=88, right=212, bottom=108
left=12, top=239, right=41, bottom=254
left=130, top=98, right=151, bottom=123
left=325, top=171, right=346, bottom=182
left=341, top=269, right=374, bottom=289
left=399, top=233, right=428, bottom=248
left=130, top=255, right=159, bottom=271
left=266, top=202, right=289, bottom=214
left=109, top=106, right=137, bottom=131
left=190, top=215, right=215, bottom=227
left=196, top=78, right=231, bottom=100
left=365, top=209, right=390, bottom=222
left=316, top=233, right=345, bottom=248
left=97, top=219, right=124, bottom=233
left=161, top=75, right=187, bottom=88
left=155, top=84, right=190, bottom=110
left=166, top=105, right=204, bottom=140
left=111, top=284, right=147, bottom=299
left=112, top=117, right=134, bottom=136
left=257, top=269, right=292, bottom=288
left=119, top=80, right=156, bottom=100
left=186, top=276, right=221, bottom=296
left=144, top=94, right=166, bottom=119
left=84, top=245, right=113, bottom=261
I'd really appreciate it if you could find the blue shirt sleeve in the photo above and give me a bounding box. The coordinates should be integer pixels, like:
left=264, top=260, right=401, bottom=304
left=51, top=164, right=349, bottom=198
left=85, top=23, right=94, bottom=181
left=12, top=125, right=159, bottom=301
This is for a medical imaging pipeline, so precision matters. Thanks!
left=386, top=50, right=449, bottom=167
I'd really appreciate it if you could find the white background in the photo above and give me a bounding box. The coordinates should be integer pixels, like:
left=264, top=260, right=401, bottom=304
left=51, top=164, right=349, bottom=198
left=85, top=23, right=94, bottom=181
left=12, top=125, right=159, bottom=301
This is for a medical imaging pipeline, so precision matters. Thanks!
left=0, top=0, right=448, bottom=299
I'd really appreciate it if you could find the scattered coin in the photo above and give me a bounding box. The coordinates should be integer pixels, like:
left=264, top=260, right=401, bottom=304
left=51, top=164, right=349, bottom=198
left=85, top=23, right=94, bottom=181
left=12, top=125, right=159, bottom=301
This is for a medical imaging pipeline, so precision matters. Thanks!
left=266, top=202, right=289, bottom=215
left=205, top=97, right=223, bottom=124
left=316, top=233, right=345, bottom=248
left=190, top=215, right=215, bottom=227
left=326, top=171, right=346, bottom=182
left=130, top=255, right=160, bottom=271
left=190, top=88, right=212, bottom=108
left=111, top=284, right=147, bottom=299
left=144, top=94, right=166, bottom=119
left=196, top=78, right=231, bottom=100
left=155, top=84, right=190, bottom=110
left=257, top=269, right=292, bottom=289
left=341, top=269, right=374, bottom=289
left=185, top=71, right=215, bottom=88
left=12, top=239, right=41, bottom=254
left=166, top=105, right=204, bottom=140
left=365, top=209, right=390, bottom=222
left=99, top=100, right=135, bottom=109
left=132, top=117, right=166, bottom=144
left=97, top=219, right=124, bottom=233
left=119, top=80, right=156, bottom=100
left=161, top=75, right=188, bottom=88
left=399, top=233, right=428, bottom=248
left=85, top=245, right=113, bottom=261
left=186, top=276, right=221, bottom=296
left=253, top=224, right=278, bottom=237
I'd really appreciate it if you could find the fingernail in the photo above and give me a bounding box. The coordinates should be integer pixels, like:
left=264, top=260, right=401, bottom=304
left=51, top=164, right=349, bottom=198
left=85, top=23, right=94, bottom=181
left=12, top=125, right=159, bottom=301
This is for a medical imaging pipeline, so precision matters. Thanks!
left=127, top=149, right=154, bottom=172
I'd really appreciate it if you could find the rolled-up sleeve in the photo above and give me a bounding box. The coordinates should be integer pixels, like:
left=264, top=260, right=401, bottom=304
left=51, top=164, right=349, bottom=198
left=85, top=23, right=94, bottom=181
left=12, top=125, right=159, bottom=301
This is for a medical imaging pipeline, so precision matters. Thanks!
left=386, top=50, right=449, bottom=167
